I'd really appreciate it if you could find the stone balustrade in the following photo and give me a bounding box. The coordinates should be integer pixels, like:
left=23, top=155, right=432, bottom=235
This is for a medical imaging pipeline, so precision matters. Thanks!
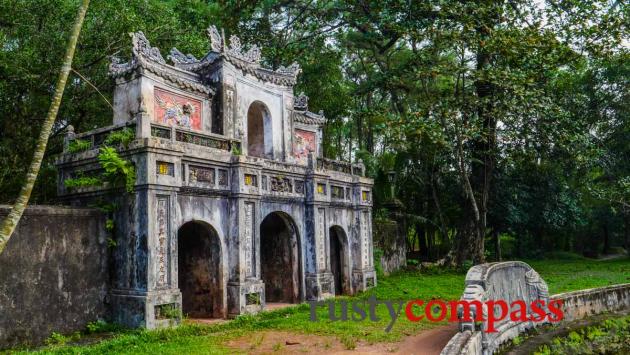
left=58, top=125, right=372, bottom=209
left=63, top=121, right=136, bottom=152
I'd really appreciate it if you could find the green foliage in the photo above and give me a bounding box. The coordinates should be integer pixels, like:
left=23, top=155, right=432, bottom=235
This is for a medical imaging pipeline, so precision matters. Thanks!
left=534, top=315, right=630, bottom=354
left=63, top=176, right=101, bottom=190
left=373, top=247, right=384, bottom=276
left=93, top=202, right=118, bottom=214
left=512, top=336, right=522, bottom=346
left=67, top=139, right=92, bottom=153
left=106, top=237, right=117, bottom=248
left=103, top=128, right=135, bottom=148
left=45, top=332, right=67, bottom=346
left=86, top=320, right=122, bottom=334
left=231, top=143, right=242, bottom=156
left=156, top=304, right=181, bottom=320
left=246, top=293, right=260, bottom=306
left=98, top=146, right=135, bottom=193
left=45, top=331, right=80, bottom=346
left=340, top=336, right=356, bottom=350
left=527, top=256, right=630, bottom=294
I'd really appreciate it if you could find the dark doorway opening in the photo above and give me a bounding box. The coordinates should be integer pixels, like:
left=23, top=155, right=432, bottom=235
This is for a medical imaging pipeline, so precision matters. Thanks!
left=329, top=226, right=347, bottom=295
left=177, top=221, right=223, bottom=318
left=260, top=212, right=301, bottom=303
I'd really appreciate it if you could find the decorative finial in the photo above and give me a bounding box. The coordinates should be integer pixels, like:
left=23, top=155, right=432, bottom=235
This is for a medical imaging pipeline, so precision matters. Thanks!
left=207, top=25, right=223, bottom=52
left=168, top=48, right=198, bottom=64
left=294, top=92, right=309, bottom=110
left=131, top=31, right=165, bottom=64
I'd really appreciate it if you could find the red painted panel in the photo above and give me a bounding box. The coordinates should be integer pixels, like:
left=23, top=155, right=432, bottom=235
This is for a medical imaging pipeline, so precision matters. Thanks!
left=293, top=129, right=316, bottom=164
left=154, top=88, right=202, bottom=130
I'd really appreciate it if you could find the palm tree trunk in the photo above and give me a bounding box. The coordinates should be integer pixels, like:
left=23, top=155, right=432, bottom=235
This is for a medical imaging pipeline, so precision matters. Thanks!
left=0, top=0, right=90, bottom=254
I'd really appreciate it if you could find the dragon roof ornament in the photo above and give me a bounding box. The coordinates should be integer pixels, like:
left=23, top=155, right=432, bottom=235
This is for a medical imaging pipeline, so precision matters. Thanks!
left=173, top=25, right=302, bottom=86
left=207, top=25, right=223, bottom=52
left=293, top=93, right=326, bottom=126
left=167, top=48, right=198, bottom=65
left=294, top=92, right=309, bottom=111
left=109, top=32, right=213, bottom=95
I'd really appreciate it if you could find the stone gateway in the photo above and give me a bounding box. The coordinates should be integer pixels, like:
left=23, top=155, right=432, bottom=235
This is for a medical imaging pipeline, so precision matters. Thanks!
left=56, top=27, right=375, bottom=329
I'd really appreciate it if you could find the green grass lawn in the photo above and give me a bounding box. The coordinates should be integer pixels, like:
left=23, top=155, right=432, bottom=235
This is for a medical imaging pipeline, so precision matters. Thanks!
left=11, top=256, right=629, bottom=354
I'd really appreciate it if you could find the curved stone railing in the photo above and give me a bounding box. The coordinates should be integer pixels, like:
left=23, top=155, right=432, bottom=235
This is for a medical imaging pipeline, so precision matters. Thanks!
left=441, top=261, right=550, bottom=355
left=440, top=261, right=630, bottom=355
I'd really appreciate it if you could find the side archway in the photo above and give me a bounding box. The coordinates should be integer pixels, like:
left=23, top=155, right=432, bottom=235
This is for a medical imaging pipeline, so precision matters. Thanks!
left=329, top=225, right=351, bottom=295
left=260, top=211, right=302, bottom=303
left=247, top=101, right=272, bottom=158
left=177, top=221, right=224, bottom=318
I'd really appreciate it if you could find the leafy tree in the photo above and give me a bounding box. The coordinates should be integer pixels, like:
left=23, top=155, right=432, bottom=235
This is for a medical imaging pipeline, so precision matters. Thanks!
left=0, top=0, right=627, bottom=263
left=0, top=0, right=90, bottom=252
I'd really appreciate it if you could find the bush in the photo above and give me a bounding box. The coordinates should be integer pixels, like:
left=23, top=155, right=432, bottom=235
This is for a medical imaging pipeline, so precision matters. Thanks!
left=500, top=234, right=517, bottom=259
left=67, top=139, right=92, bottom=153
left=63, top=175, right=101, bottom=189
left=104, top=128, right=135, bottom=148
left=98, top=146, right=136, bottom=193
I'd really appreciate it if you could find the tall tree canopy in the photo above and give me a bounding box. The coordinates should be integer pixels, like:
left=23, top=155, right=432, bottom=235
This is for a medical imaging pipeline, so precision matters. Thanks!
left=1, top=0, right=627, bottom=265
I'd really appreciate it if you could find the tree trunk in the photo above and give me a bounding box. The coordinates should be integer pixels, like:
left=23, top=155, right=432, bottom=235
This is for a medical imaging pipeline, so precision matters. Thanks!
left=603, top=224, right=610, bottom=255
left=625, top=212, right=630, bottom=252
left=0, top=0, right=90, bottom=254
left=451, top=0, right=499, bottom=267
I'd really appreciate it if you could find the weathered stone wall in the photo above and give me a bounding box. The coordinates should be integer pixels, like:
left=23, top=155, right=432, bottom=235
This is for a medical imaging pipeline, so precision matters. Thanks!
left=0, top=205, right=108, bottom=349
left=373, top=218, right=406, bottom=275
left=551, top=283, right=630, bottom=322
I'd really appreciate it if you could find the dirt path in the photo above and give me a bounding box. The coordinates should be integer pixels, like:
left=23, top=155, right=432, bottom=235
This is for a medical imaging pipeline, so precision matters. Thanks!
left=387, top=324, right=458, bottom=355
left=226, top=324, right=458, bottom=354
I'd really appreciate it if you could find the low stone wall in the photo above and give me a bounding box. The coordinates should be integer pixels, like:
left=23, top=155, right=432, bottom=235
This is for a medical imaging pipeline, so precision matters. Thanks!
left=0, top=205, right=108, bottom=349
left=440, top=261, right=630, bottom=355
left=552, top=283, right=630, bottom=322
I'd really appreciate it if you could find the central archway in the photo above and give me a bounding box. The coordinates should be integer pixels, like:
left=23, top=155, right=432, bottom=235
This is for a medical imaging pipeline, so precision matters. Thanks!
left=260, top=212, right=301, bottom=303
left=329, top=225, right=350, bottom=295
left=177, top=221, right=223, bottom=318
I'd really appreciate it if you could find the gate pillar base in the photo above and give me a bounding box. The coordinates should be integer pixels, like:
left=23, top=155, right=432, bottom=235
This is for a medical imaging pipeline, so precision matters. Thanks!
left=227, top=280, right=265, bottom=318
left=110, top=289, right=182, bottom=329
left=352, top=269, right=377, bottom=293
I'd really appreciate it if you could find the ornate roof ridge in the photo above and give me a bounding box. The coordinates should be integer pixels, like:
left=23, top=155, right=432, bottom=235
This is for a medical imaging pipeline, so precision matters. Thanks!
left=295, top=109, right=326, bottom=126
left=192, top=25, right=302, bottom=86
left=168, top=48, right=220, bottom=71
left=109, top=32, right=214, bottom=95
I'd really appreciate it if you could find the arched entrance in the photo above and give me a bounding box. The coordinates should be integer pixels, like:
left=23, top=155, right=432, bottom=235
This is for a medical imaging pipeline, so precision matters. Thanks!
left=329, top=226, right=349, bottom=295
left=247, top=101, right=271, bottom=158
left=177, top=221, right=223, bottom=318
left=260, top=212, right=301, bottom=303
